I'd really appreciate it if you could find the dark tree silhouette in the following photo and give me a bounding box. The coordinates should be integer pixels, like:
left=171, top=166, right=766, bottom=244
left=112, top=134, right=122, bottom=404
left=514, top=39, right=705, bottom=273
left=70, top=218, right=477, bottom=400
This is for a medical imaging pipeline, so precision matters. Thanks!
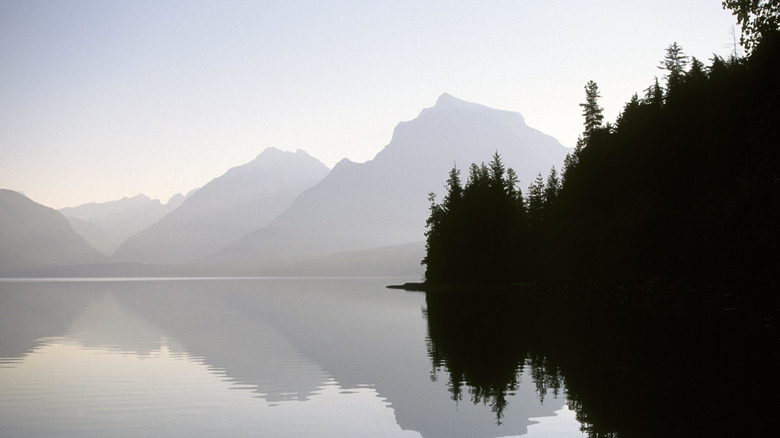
left=422, top=29, right=780, bottom=329
left=580, top=80, right=604, bottom=141
left=723, top=0, right=780, bottom=52
left=423, top=152, right=529, bottom=283
left=417, top=17, right=780, bottom=438
left=658, top=42, right=689, bottom=96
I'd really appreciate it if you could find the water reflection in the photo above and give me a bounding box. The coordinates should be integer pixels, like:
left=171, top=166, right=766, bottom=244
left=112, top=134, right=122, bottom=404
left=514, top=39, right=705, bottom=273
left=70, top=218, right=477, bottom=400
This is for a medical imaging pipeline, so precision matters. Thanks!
left=0, top=279, right=581, bottom=438
left=424, top=290, right=565, bottom=424
left=422, top=286, right=779, bottom=437
left=0, top=336, right=413, bottom=437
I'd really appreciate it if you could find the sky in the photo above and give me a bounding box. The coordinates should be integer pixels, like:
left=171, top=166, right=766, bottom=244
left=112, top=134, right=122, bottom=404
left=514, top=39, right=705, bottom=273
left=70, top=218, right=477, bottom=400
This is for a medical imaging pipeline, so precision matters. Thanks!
left=1, top=0, right=740, bottom=209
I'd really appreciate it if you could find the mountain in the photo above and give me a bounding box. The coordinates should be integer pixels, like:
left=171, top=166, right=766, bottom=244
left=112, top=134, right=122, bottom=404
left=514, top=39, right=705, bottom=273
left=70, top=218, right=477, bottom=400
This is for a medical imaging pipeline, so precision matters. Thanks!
left=0, top=189, right=107, bottom=275
left=60, top=193, right=185, bottom=255
left=112, top=148, right=330, bottom=265
left=201, top=93, right=569, bottom=272
left=64, top=216, right=123, bottom=256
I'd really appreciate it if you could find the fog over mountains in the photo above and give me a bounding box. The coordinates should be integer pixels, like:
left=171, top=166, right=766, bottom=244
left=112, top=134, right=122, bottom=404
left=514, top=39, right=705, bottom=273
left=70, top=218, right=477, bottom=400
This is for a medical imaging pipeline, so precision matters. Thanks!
left=59, top=193, right=185, bottom=255
left=113, top=148, right=329, bottom=265
left=1, top=94, right=569, bottom=276
left=202, top=93, right=568, bottom=272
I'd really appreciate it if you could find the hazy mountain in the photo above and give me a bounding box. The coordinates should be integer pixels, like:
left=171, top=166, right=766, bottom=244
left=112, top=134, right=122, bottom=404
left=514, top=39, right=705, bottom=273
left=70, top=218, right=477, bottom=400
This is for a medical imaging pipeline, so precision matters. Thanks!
left=60, top=193, right=185, bottom=255
left=202, top=93, right=569, bottom=272
left=0, top=189, right=107, bottom=274
left=113, top=148, right=330, bottom=265
left=64, top=216, right=124, bottom=255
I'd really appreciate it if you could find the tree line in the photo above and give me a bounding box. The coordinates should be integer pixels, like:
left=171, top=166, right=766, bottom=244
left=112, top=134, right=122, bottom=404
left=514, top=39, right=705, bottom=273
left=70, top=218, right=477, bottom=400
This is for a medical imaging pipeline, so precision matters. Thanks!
left=423, top=3, right=779, bottom=317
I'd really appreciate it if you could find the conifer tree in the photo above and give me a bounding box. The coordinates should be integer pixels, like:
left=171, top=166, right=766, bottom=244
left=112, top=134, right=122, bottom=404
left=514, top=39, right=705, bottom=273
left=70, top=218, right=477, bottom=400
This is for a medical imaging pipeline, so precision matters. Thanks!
left=643, top=77, right=664, bottom=107
left=443, top=166, right=463, bottom=211
left=562, top=138, right=584, bottom=186
left=488, top=151, right=508, bottom=195
left=506, top=167, right=520, bottom=199
left=422, top=153, right=530, bottom=282
left=685, top=57, right=708, bottom=87
left=659, top=42, right=689, bottom=96
left=527, top=173, right=546, bottom=230
left=579, top=81, right=604, bottom=141
left=615, top=93, right=641, bottom=131
left=543, top=167, right=561, bottom=210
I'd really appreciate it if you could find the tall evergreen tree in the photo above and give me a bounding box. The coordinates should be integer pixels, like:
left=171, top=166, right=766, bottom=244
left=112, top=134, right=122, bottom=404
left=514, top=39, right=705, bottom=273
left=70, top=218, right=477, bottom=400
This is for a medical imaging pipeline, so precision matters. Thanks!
left=543, top=167, right=561, bottom=210
left=658, top=42, right=689, bottom=93
left=579, top=80, right=604, bottom=141
left=442, top=166, right=463, bottom=211
left=526, top=173, right=546, bottom=231
left=488, top=151, right=508, bottom=195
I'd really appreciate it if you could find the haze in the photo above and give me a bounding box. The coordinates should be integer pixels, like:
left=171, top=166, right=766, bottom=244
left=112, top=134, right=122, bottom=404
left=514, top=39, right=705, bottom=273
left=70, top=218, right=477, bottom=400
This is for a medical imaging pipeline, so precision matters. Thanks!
left=1, top=0, right=737, bottom=209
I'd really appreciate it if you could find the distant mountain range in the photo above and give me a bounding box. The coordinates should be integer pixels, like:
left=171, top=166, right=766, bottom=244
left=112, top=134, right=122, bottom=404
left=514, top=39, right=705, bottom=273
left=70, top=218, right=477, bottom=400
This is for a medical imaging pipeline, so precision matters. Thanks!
left=1, top=94, right=569, bottom=276
left=199, top=93, right=568, bottom=272
left=112, top=148, right=330, bottom=265
left=0, top=189, right=106, bottom=274
left=59, top=193, right=185, bottom=255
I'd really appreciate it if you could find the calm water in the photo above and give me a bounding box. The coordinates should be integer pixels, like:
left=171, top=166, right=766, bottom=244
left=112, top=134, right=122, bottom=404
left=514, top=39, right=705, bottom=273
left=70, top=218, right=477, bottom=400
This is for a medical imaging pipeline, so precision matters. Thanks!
left=0, top=278, right=583, bottom=438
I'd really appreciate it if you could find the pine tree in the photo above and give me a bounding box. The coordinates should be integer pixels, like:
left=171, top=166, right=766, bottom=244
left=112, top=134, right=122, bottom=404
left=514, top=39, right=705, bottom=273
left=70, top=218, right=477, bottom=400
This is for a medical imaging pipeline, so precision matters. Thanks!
left=615, top=93, right=641, bottom=131
left=580, top=80, right=604, bottom=141
left=442, top=166, right=463, bottom=211
left=543, top=167, right=561, bottom=210
left=562, top=138, right=584, bottom=186
left=643, top=77, right=664, bottom=107
left=527, top=173, right=546, bottom=230
left=685, top=57, right=708, bottom=86
left=488, top=151, right=507, bottom=195
left=659, top=42, right=689, bottom=96
left=423, top=166, right=464, bottom=281
left=422, top=153, right=530, bottom=282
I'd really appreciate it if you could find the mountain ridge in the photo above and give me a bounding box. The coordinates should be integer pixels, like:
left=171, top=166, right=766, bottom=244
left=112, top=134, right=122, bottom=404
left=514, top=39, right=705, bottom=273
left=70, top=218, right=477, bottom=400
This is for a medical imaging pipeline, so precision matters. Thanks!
left=198, top=93, right=569, bottom=273
left=112, top=147, right=330, bottom=265
left=60, top=193, right=185, bottom=255
left=0, top=189, right=107, bottom=274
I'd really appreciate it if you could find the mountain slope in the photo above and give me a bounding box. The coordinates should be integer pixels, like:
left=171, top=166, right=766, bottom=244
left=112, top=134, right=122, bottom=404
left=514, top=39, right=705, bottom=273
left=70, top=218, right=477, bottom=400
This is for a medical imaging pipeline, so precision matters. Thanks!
left=0, top=189, right=107, bottom=274
left=60, top=193, right=185, bottom=255
left=113, top=148, right=329, bottom=265
left=203, top=94, right=569, bottom=271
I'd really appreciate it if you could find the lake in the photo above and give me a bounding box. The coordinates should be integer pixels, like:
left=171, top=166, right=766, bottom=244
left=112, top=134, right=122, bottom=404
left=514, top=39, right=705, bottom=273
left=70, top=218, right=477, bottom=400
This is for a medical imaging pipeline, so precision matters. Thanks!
left=0, top=278, right=583, bottom=438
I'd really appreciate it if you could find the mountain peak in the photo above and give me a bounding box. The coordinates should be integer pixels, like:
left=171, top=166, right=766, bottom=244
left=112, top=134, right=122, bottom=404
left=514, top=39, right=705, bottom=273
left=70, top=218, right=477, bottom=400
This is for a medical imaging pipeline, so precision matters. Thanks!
left=256, top=146, right=284, bottom=158
left=255, top=147, right=318, bottom=163
left=433, top=93, right=489, bottom=112
left=413, top=93, right=525, bottom=128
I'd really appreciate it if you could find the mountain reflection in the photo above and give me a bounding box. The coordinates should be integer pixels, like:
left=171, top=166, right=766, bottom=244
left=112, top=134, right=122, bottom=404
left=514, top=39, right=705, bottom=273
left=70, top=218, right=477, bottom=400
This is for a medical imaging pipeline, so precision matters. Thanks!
left=0, top=279, right=578, bottom=438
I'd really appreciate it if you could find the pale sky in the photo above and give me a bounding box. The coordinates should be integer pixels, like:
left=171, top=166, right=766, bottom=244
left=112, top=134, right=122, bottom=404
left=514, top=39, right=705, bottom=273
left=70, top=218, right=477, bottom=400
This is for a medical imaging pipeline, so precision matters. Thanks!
left=1, top=0, right=739, bottom=209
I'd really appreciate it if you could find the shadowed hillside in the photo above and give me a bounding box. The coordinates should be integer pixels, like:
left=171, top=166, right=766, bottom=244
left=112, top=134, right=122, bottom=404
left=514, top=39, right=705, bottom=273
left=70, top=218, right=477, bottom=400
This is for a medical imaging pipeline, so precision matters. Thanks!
left=0, top=189, right=106, bottom=274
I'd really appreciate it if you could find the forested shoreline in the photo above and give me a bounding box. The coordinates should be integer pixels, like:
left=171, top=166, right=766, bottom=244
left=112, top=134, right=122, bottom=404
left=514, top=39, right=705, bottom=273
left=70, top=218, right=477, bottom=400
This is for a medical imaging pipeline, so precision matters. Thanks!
left=412, top=13, right=780, bottom=434
left=421, top=9, right=779, bottom=328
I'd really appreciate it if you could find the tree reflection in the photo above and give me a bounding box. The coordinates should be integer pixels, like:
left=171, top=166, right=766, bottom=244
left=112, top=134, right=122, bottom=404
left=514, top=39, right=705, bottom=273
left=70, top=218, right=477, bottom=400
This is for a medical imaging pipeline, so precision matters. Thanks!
left=422, top=287, right=778, bottom=437
left=424, top=290, right=563, bottom=424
